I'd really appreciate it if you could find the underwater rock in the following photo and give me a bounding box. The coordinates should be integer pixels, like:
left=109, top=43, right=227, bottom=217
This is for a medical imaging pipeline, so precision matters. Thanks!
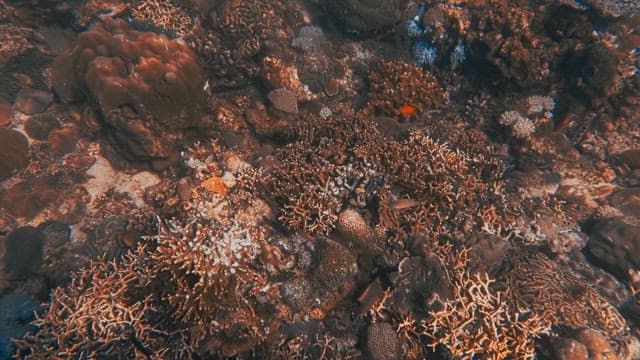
left=320, top=0, right=406, bottom=36
left=267, top=88, right=299, bottom=114
left=14, top=89, right=53, bottom=115
left=0, top=176, right=60, bottom=219
left=0, top=128, right=28, bottom=180
left=618, top=149, right=640, bottom=170
left=2, top=226, right=45, bottom=280
left=0, top=100, right=12, bottom=126
left=23, top=113, right=61, bottom=141
left=587, top=217, right=640, bottom=281
left=609, top=189, right=640, bottom=218
left=47, top=125, right=79, bottom=156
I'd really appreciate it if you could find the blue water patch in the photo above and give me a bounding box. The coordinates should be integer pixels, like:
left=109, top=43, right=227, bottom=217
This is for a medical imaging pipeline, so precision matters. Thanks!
left=0, top=294, right=39, bottom=359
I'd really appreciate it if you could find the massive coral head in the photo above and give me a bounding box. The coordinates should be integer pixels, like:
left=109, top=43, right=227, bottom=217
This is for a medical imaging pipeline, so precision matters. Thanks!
left=52, top=18, right=207, bottom=163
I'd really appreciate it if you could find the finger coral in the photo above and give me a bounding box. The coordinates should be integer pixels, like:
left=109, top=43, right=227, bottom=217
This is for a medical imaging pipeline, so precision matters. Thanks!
left=52, top=18, right=205, bottom=162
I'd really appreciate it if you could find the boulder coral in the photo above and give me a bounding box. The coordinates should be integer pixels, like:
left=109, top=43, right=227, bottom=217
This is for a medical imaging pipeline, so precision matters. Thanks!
left=52, top=18, right=206, bottom=162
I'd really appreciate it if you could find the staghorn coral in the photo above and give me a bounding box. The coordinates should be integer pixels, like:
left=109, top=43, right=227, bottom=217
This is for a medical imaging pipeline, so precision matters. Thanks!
left=369, top=244, right=551, bottom=360
left=51, top=18, right=206, bottom=163
left=151, top=219, right=272, bottom=355
left=423, top=270, right=552, bottom=359
left=264, top=110, right=507, bottom=238
left=14, top=247, right=172, bottom=359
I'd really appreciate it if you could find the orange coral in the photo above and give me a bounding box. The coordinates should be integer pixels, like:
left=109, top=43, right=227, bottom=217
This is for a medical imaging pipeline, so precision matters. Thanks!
left=200, top=176, right=229, bottom=196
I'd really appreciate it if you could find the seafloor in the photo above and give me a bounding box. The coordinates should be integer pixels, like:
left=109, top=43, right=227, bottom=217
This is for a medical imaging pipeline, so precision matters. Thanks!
left=1, top=0, right=640, bottom=359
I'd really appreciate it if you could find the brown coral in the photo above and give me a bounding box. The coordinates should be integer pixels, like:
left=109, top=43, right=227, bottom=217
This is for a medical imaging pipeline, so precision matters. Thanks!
left=51, top=18, right=206, bottom=162
left=14, top=247, right=170, bottom=359
left=498, top=251, right=628, bottom=337
left=151, top=219, right=274, bottom=355
left=423, top=269, right=552, bottom=359
left=367, top=60, right=448, bottom=120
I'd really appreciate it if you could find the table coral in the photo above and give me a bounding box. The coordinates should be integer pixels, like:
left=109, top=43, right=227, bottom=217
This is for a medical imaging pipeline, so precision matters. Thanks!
left=52, top=18, right=205, bottom=162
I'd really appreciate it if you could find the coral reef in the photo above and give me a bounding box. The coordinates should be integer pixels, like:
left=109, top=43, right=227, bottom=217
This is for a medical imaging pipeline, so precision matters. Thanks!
left=3, top=0, right=640, bottom=358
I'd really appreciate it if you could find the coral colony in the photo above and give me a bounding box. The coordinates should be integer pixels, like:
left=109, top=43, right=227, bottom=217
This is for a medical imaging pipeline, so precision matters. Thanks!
left=2, top=0, right=640, bottom=359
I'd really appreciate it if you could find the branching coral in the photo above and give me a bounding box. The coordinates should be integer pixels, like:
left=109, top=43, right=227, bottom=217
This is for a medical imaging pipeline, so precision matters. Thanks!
left=14, top=247, right=170, bottom=358
left=367, top=60, right=448, bottom=120
left=151, top=218, right=275, bottom=355
left=499, top=251, right=628, bottom=337
left=423, top=270, right=552, bottom=359
left=264, top=110, right=507, bottom=238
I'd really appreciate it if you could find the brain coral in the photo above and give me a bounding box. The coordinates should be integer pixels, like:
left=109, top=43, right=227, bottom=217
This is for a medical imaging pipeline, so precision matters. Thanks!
left=52, top=18, right=205, bottom=162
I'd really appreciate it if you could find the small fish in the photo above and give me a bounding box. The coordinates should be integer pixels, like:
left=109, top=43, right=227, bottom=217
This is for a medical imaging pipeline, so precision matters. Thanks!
left=391, top=198, right=419, bottom=210
left=398, top=104, right=417, bottom=116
